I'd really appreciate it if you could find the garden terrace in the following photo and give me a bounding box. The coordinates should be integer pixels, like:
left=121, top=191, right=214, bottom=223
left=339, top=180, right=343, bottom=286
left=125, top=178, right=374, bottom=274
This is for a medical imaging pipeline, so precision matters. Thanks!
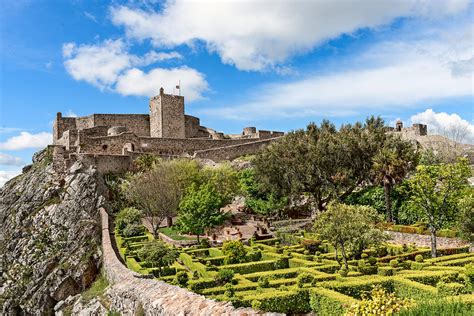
left=113, top=224, right=474, bottom=314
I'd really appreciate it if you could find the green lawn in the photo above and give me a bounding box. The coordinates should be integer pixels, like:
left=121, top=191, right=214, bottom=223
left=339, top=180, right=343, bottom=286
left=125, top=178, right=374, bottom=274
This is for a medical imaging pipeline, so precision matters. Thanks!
left=159, top=226, right=197, bottom=241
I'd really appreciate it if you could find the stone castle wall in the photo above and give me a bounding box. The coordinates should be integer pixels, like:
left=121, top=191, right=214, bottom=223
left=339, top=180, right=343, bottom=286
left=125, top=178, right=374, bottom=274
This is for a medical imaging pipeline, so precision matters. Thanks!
left=99, top=208, right=263, bottom=315
left=149, top=91, right=186, bottom=138
left=194, top=138, right=279, bottom=161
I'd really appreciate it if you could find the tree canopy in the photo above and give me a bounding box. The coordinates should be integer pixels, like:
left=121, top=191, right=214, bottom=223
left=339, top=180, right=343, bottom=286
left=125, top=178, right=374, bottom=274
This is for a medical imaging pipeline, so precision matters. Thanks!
left=407, top=157, right=471, bottom=257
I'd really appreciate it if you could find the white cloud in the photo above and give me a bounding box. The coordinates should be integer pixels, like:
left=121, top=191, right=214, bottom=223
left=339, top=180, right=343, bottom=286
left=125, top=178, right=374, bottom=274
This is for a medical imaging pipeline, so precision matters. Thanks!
left=410, top=109, right=474, bottom=144
left=0, top=169, right=22, bottom=187
left=65, top=110, right=78, bottom=117
left=116, top=66, right=208, bottom=100
left=110, top=0, right=469, bottom=71
left=0, top=127, right=22, bottom=134
left=0, top=132, right=52, bottom=151
left=201, top=23, right=473, bottom=119
left=0, top=152, right=24, bottom=166
left=62, top=39, right=205, bottom=101
left=63, top=39, right=137, bottom=89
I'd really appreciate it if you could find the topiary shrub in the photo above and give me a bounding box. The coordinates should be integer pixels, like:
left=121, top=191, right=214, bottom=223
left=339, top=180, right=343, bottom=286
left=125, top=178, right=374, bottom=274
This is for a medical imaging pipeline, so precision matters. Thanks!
left=224, top=283, right=235, bottom=297
left=366, top=257, right=377, bottom=266
left=200, top=238, right=210, bottom=248
left=377, top=266, right=394, bottom=276
left=215, top=269, right=234, bottom=285
left=274, top=256, right=290, bottom=269
left=339, top=267, right=348, bottom=277
left=258, top=276, right=270, bottom=288
left=115, top=207, right=142, bottom=233
left=175, top=271, right=189, bottom=287
left=222, top=240, right=247, bottom=264
left=122, top=224, right=146, bottom=237
left=301, top=239, right=322, bottom=254
left=297, top=273, right=314, bottom=288
left=415, top=254, right=424, bottom=263
left=246, top=250, right=262, bottom=262
left=390, top=259, right=399, bottom=268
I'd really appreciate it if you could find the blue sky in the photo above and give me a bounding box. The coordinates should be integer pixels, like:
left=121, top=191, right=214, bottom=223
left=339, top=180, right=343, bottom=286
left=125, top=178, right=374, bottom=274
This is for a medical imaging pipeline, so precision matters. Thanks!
left=1, top=0, right=473, bottom=185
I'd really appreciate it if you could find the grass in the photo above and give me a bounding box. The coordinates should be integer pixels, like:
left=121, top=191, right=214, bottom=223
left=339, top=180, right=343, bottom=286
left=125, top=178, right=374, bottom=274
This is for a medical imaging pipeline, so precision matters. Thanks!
left=159, top=227, right=196, bottom=241
left=81, top=271, right=109, bottom=304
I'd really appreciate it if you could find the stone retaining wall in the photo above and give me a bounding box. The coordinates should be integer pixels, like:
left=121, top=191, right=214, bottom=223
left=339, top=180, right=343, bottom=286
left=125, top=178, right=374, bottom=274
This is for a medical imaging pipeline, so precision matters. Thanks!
left=100, top=208, right=267, bottom=315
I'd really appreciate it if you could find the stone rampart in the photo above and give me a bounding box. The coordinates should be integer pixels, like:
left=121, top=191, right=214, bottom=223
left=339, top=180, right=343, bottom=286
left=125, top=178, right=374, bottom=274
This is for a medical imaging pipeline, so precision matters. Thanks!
left=194, top=138, right=279, bottom=161
left=100, top=208, right=266, bottom=315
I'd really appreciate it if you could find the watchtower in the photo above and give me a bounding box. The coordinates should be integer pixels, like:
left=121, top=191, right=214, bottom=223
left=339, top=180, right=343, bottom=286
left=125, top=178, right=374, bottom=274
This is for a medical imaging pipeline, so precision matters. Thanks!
left=149, top=87, right=186, bottom=138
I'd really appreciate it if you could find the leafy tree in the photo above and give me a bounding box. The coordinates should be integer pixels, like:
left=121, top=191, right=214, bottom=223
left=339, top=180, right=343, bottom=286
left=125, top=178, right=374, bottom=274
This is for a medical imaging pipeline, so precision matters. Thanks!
left=136, top=241, right=177, bottom=275
left=222, top=240, right=247, bottom=264
left=314, top=202, right=387, bottom=269
left=177, top=183, right=225, bottom=243
left=372, top=136, right=419, bottom=222
left=115, top=207, right=142, bottom=233
left=407, top=158, right=471, bottom=257
left=253, top=117, right=390, bottom=212
left=202, top=163, right=240, bottom=205
left=456, top=189, right=474, bottom=242
left=133, top=154, right=160, bottom=172
left=122, top=162, right=184, bottom=237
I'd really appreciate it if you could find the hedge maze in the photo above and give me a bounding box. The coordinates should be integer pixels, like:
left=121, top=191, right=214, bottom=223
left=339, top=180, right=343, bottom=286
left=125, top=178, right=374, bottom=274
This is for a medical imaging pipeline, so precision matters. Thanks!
left=115, top=229, right=474, bottom=314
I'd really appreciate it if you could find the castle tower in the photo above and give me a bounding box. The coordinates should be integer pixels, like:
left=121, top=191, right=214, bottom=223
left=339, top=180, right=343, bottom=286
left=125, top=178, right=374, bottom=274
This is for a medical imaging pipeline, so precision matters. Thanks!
left=149, top=87, right=186, bottom=138
left=395, top=120, right=403, bottom=132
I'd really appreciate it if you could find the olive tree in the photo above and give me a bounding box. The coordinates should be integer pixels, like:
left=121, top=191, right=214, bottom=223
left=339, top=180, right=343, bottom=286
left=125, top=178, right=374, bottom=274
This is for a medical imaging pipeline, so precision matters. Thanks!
left=314, top=202, right=387, bottom=269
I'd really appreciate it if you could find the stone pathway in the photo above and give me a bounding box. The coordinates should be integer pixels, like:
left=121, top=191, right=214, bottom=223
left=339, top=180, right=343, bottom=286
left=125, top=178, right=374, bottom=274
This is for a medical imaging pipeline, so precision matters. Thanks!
left=386, top=231, right=472, bottom=250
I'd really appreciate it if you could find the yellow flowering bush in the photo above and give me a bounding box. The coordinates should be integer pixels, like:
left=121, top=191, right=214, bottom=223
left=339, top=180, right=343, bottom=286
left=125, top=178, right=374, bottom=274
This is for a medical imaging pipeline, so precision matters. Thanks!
left=345, top=286, right=413, bottom=316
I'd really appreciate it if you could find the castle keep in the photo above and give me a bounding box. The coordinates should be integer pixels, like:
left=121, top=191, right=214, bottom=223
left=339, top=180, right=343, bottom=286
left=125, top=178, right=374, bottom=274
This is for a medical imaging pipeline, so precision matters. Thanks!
left=51, top=88, right=283, bottom=173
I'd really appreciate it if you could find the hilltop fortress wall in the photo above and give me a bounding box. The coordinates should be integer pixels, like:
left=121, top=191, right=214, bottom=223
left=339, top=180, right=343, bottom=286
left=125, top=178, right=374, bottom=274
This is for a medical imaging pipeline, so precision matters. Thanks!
left=51, top=87, right=284, bottom=173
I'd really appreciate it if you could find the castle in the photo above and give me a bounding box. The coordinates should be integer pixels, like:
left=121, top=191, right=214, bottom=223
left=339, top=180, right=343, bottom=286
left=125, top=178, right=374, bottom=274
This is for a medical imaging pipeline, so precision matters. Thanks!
left=50, top=88, right=283, bottom=174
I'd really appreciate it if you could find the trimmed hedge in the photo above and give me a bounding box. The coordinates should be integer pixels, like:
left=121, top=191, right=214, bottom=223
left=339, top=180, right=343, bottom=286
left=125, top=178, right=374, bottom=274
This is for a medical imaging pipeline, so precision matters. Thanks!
left=309, top=287, right=357, bottom=316
left=318, top=276, right=393, bottom=299
left=378, top=266, right=394, bottom=276
left=403, top=270, right=459, bottom=286
left=437, top=257, right=474, bottom=267
left=392, top=277, right=438, bottom=300
left=179, top=253, right=209, bottom=277
left=249, top=289, right=311, bottom=314
left=219, top=260, right=277, bottom=275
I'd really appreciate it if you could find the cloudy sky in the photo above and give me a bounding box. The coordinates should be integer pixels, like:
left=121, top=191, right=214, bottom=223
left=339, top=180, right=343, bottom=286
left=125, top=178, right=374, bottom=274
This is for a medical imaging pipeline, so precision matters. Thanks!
left=1, top=0, right=473, bottom=186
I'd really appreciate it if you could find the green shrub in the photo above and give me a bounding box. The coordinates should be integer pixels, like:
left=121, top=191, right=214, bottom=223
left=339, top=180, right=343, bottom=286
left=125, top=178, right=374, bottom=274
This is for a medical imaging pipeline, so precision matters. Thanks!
left=309, top=287, right=356, bottom=316
left=175, top=271, right=189, bottom=287
left=346, top=286, right=412, bottom=315
left=115, top=207, right=142, bottom=233
left=246, top=250, right=262, bottom=262
left=297, top=273, right=314, bottom=288
left=250, top=289, right=311, bottom=314
left=465, top=264, right=474, bottom=284
left=222, top=240, right=247, bottom=264
left=378, top=266, right=394, bottom=276
left=319, top=277, right=392, bottom=299
left=392, top=277, right=438, bottom=300
left=358, top=265, right=378, bottom=275
left=200, top=238, right=210, bottom=248
left=397, top=299, right=473, bottom=316
left=258, top=276, right=270, bottom=288
left=122, top=224, right=146, bottom=237
left=367, top=257, right=377, bottom=266
left=224, top=283, right=235, bottom=298
left=410, top=262, right=425, bottom=270
left=301, top=239, right=322, bottom=254
left=274, top=257, right=290, bottom=269
left=215, top=269, right=234, bottom=284
left=436, top=282, right=468, bottom=296
left=390, top=259, right=399, bottom=268
left=219, top=260, right=277, bottom=275
left=415, top=254, right=424, bottom=263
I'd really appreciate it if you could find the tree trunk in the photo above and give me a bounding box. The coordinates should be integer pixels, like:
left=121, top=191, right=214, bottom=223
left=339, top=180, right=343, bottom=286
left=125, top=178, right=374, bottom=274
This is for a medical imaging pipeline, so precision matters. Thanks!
left=197, top=234, right=200, bottom=244
left=166, top=216, right=173, bottom=227
left=430, top=228, right=437, bottom=258
left=384, top=183, right=393, bottom=222
left=340, top=242, right=349, bottom=269
left=334, top=245, right=340, bottom=266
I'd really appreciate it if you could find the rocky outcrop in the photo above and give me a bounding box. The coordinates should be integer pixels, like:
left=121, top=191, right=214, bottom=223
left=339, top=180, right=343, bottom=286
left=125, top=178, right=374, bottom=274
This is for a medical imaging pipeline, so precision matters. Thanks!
left=0, top=150, right=104, bottom=314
